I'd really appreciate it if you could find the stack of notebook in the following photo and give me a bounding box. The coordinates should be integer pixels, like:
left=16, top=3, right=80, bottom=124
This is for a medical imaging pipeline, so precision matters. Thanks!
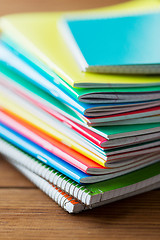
left=0, top=0, right=160, bottom=213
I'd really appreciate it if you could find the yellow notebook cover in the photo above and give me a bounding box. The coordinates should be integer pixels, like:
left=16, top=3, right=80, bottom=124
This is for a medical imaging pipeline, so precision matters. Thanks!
left=1, top=0, right=160, bottom=88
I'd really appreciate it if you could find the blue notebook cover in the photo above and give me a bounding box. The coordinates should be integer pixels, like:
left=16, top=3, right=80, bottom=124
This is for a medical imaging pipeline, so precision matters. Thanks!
left=63, top=11, right=160, bottom=73
left=0, top=124, right=89, bottom=183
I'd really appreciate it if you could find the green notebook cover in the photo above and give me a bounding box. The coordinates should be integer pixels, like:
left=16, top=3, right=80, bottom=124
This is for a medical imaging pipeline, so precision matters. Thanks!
left=87, top=162, right=160, bottom=195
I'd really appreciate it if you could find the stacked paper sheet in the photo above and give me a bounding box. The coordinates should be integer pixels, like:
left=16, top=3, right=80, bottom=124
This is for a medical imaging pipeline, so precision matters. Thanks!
left=0, top=0, right=160, bottom=213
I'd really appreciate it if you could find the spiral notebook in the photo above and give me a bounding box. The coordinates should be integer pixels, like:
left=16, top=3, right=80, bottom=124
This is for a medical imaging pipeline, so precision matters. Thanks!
left=1, top=139, right=160, bottom=213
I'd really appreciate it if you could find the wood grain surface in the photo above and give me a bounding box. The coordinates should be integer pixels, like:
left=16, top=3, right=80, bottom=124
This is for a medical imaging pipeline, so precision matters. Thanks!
left=0, top=0, right=160, bottom=239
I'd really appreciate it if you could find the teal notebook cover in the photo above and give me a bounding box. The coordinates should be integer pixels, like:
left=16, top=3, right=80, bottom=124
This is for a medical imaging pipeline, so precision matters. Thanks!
left=64, top=11, right=160, bottom=73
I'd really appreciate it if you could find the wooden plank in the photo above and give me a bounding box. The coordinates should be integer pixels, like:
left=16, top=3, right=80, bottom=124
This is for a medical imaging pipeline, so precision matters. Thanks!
left=0, top=0, right=125, bottom=15
left=0, top=188, right=160, bottom=240
left=0, top=155, right=34, bottom=187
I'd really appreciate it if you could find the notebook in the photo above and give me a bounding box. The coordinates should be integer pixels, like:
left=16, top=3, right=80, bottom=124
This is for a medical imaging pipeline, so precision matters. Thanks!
left=1, top=90, right=160, bottom=166
left=1, top=79, right=159, bottom=153
left=61, top=11, right=160, bottom=74
left=1, top=66, right=160, bottom=125
left=1, top=0, right=160, bottom=87
left=2, top=110, right=160, bottom=174
left=0, top=78, right=159, bottom=145
left=2, top=122, right=160, bottom=179
left=1, top=139, right=160, bottom=213
left=91, top=116, right=160, bottom=126
left=8, top=162, right=160, bottom=213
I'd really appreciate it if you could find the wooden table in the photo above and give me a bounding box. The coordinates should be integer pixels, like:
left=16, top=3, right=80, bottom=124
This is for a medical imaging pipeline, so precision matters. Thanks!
left=0, top=0, right=160, bottom=239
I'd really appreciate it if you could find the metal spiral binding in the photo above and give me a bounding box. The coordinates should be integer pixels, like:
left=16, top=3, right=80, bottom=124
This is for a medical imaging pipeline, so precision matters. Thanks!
left=54, top=189, right=63, bottom=203
left=59, top=175, right=68, bottom=189
left=72, top=183, right=80, bottom=199
left=61, top=193, right=72, bottom=209
left=0, top=139, right=92, bottom=205
left=45, top=168, right=53, bottom=181
left=54, top=173, right=63, bottom=186
left=76, top=186, right=87, bottom=202
left=61, top=178, right=72, bottom=197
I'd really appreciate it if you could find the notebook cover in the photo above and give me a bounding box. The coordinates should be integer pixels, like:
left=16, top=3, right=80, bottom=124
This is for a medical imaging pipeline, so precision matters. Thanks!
left=1, top=0, right=160, bottom=87
left=87, top=161, right=160, bottom=196
left=89, top=116, right=160, bottom=126
left=63, top=11, right=160, bottom=73
left=86, top=106, right=160, bottom=123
